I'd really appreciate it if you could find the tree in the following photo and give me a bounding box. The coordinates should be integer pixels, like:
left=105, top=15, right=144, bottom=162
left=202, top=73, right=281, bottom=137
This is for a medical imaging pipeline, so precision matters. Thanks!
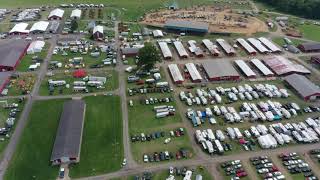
left=137, top=42, right=161, bottom=71
left=70, top=19, right=78, bottom=32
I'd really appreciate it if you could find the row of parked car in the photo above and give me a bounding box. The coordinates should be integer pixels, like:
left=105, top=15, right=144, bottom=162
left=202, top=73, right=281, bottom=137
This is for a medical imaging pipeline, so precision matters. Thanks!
left=220, top=160, right=247, bottom=179
left=1, top=102, right=22, bottom=137
left=279, top=152, right=317, bottom=179
left=250, top=156, right=285, bottom=180
left=180, top=83, right=290, bottom=106
left=142, top=97, right=174, bottom=105
left=128, top=86, right=173, bottom=96
left=143, top=148, right=190, bottom=163
left=131, top=128, right=185, bottom=143
left=309, top=149, right=320, bottom=164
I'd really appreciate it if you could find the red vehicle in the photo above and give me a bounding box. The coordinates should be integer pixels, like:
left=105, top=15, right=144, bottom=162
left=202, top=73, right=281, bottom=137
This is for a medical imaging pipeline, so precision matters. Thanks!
left=176, top=151, right=182, bottom=160
left=236, top=172, right=247, bottom=177
left=175, top=130, right=181, bottom=137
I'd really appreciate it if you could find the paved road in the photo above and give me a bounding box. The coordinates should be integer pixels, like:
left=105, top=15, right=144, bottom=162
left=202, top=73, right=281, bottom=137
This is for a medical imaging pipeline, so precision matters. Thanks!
left=75, top=142, right=320, bottom=180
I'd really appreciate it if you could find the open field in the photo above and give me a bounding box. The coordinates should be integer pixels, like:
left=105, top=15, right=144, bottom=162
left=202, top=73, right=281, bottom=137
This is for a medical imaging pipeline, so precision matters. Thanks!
left=4, top=99, right=65, bottom=180
left=39, top=70, right=118, bottom=96
left=272, top=37, right=305, bottom=47
left=298, top=24, right=320, bottom=42
left=69, top=96, right=123, bottom=178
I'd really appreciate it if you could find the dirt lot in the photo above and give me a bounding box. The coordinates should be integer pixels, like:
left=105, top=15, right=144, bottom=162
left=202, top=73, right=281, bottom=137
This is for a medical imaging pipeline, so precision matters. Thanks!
left=141, top=6, right=268, bottom=35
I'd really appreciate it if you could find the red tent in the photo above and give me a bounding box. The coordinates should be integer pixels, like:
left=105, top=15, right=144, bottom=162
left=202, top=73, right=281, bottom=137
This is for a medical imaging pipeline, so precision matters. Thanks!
left=73, top=69, right=87, bottom=78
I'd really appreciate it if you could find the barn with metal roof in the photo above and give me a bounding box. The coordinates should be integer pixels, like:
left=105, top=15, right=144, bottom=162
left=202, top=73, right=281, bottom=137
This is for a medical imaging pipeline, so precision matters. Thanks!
left=202, top=61, right=240, bottom=81
left=158, top=42, right=172, bottom=59
left=188, top=40, right=204, bottom=57
left=258, top=37, right=281, bottom=53
left=263, top=56, right=311, bottom=76
left=9, top=23, right=29, bottom=35
left=48, top=8, right=64, bottom=20
left=297, top=42, right=320, bottom=53
left=173, top=41, right=188, bottom=58
left=185, top=63, right=202, bottom=82
left=234, top=60, right=256, bottom=78
left=29, top=21, right=49, bottom=33
left=247, top=38, right=269, bottom=54
left=0, top=40, right=29, bottom=71
left=164, top=20, right=209, bottom=34
left=202, top=39, right=220, bottom=56
left=168, top=64, right=184, bottom=84
left=216, top=39, right=236, bottom=56
left=70, top=9, right=82, bottom=19
left=284, top=74, right=320, bottom=101
left=93, top=25, right=104, bottom=41
left=236, top=38, right=257, bottom=55
left=250, top=59, right=274, bottom=77
left=51, top=100, right=86, bottom=165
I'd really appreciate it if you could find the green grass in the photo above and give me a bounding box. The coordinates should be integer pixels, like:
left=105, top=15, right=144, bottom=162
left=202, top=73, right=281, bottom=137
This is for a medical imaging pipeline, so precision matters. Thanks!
left=69, top=95, right=123, bottom=178
left=272, top=37, right=305, bottom=47
left=7, top=75, right=36, bottom=96
left=16, top=44, right=49, bottom=72
left=4, top=99, right=66, bottom=180
left=298, top=24, right=320, bottom=42
left=39, top=70, right=118, bottom=96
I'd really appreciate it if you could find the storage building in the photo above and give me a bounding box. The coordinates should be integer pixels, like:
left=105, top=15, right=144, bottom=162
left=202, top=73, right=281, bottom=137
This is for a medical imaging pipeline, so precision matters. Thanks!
left=263, top=56, right=311, bottom=76
left=188, top=40, right=204, bottom=57
left=70, top=9, right=81, bottom=19
left=0, top=40, right=29, bottom=71
left=121, top=47, right=140, bottom=57
left=173, top=41, right=188, bottom=58
left=93, top=25, right=104, bottom=41
left=298, top=42, right=320, bottom=53
left=247, top=38, right=269, bottom=54
left=158, top=42, right=172, bottom=59
left=284, top=74, right=320, bottom=101
left=234, top=60, right=256, bottom=78
left=29, top=21, right=49, bottom=33
left=236, top=38, right=257, bottom=55
left=185, top=63, right=202, bottom=82
left=48, top=8, right=64, bottom=20
left=152, top=30, right=163, bottom=38
left=216, top=39, right=236, bottom=56
left=164, top=20, right=209, bottom=34
left=258, top=37, right=281, bottom=53
left=9, top=23, right=29, bottom=35
left=50, top=100, right=86, bottom=165
left=27, top=40, right=45, bottom=54
left=250, top=59, right=274, bottom=77
left=168, top=64, right=184, bottom=84
left=49, top=21, right=60, bottom=34
left=202, top=61, right=240, bottom=81
left=202, top=39, right=220, bottom=56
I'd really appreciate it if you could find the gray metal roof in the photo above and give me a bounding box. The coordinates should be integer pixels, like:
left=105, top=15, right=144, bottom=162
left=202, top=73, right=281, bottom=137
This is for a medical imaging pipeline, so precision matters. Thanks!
left=51, top=100, right=86, bottom=162
left=0, top=40, right=29, bottom=67
left=0, top=72, right=11, bottom=87
left=284, top=74, right=320, bottom=98
left=165, top=20, right=209, bottom=31
left=202, top=61, right=239, bottom=79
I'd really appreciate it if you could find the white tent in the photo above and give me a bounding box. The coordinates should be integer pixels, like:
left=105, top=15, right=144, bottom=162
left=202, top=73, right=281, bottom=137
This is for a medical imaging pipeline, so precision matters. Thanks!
left=27, top=41, right=45, bottom=54
left=9, top=23, right=29, bottom=34
left=30, top=21, right=49, bottom=33
left=48, top=8, right=64, bottom=19
left=153, top=30, right=164, bottom=38
left=70, top=9, right=82, bottom=19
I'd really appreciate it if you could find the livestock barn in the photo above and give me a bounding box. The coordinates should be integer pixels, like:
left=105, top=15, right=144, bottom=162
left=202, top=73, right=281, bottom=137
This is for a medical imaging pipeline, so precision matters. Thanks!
left=0, top=40, right=29, bottom=71
left=158, top=42, right=172, bottom=59
left=284, top=74, right=320, bottom=101
left=202, top=61, right=240, bottom=81
left=164, top=20, right=209, bottom=34
left=298, top=42, right=320, bottom=53
left=51, top=100, right=86, bottom=165
left=202, top=39, right=220, bottom=56
left=9, top=23, right=29, bottom=35
left=236, top=38, right=257, bottom=55
left=250, top=59, right=274, bottom=77
left=188, top=40, right=204, bottom=57
left=258, top=37, right=281, bottom=53
left=234, top=60, right=256, bottom=78
left=247, top=38, right=269, bottom=54
left=173, top=41, right=188, bottom=58
left=263, top=56, right=311, bottom=76
left=29, top=21, right=49, bottom=34
left=168, top=64, right=184, bottom=84
left=216, top=39, right=236, bottom=56
left=185, top=63, right=202, bottom=82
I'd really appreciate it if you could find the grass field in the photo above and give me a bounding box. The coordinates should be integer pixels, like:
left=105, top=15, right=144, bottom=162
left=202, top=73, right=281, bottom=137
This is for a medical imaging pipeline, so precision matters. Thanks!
left=69, top=96, right=123, bottom=178
left=298, top=24, right=320, bottom=42
left=4, top=99, right=65, bottom=180
left=272, top=37, right=305, bottom=47
left=39, top=70, right=118, bottom=96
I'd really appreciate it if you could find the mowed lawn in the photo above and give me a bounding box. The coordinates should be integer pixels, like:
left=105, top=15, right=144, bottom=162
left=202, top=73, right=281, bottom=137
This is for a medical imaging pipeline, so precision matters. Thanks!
left=299, top=24, right=320, bottom=42
left=69, top=95, right=123, bottom=178
left=4, top=99, right=65, bottom=180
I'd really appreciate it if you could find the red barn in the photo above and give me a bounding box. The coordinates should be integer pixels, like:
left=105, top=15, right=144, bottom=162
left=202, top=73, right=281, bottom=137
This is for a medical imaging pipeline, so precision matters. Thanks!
left=0, top=40, right=29, bottom=71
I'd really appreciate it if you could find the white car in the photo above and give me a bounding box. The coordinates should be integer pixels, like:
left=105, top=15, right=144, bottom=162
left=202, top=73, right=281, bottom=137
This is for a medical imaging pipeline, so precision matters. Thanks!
left=164, top=138, right=171, bottom=144
left=169, top=166, right=174, bottom=174
left=122, top=158, right=127, bottom=166
left=143, top=154, right=149, bottom=163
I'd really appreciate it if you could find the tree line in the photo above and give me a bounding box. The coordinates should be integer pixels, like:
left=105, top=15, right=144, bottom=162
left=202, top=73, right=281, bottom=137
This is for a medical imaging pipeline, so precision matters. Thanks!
left=256, top=0, right=320, bottom=19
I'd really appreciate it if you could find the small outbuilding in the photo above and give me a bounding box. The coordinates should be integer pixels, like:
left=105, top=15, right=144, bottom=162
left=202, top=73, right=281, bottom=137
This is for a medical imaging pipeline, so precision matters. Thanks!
left=298, top=42, right=320, bottom=53
left=48, top=8, right=64, bottom=20
left=70, top=9, right=82, bottom=19
left=284, top=73, right=320, bottom=101
left=152, top=30, right=164, bottom=38
left=93, top=25, right=104, bottom=41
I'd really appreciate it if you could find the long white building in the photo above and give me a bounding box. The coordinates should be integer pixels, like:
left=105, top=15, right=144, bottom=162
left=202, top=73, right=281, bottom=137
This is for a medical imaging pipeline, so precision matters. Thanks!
left=158, top=42, right=172, bottom=59
left=185, top=63, right=202, bottom=82
left=173, top=41, right=188, bottom=58
left=168, top=64, right=184, bottom=84
left=247, top=38, right=269, bottom=54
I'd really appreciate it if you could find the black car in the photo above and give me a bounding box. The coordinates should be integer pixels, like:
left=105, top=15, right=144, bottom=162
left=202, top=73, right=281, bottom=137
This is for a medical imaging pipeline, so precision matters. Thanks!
left=160, top=131, right=165, bottom=137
